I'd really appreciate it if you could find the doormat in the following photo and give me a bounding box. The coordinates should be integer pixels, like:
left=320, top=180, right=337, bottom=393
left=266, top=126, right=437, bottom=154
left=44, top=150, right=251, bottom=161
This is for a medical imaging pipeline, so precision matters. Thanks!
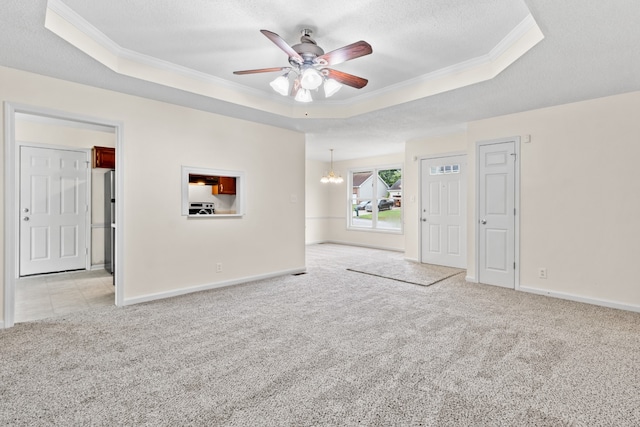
left=347, top=261, right=464, bottom=287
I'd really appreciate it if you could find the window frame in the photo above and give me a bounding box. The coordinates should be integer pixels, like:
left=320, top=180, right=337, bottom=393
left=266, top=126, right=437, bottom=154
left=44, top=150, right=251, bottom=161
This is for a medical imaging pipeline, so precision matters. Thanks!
left=347, top=165, right=403, bottom=234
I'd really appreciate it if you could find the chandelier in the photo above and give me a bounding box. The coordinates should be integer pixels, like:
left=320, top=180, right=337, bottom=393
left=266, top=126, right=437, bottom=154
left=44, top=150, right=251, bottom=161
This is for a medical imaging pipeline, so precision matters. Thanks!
left=321, top=149, right=343, bottom=184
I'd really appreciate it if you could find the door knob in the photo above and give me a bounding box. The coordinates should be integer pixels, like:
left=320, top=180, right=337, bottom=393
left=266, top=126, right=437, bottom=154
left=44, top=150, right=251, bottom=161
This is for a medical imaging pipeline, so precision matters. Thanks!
left=23, top=208, right=29, bottom=213
left=480, top=219, right=487, bottom=224
left=23, top=216, right=30, bottom=221
left=421, top=218, right=427, bottom=222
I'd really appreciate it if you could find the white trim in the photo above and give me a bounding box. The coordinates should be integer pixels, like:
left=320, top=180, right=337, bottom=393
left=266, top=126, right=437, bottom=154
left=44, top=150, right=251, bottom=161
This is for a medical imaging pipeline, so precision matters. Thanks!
left=0, top=320, right=5, bottom=329
left=465, top=275, right=476, bottom=282
left=474, top=137, right=521, bottom=288
left=417, top=151, right=467, bottom=162
left=3, top=103, right=17, bottom=328
left=519, top=286, right=640, bottom=313
left=91, top=264, right=106, bottom=271
left=3, top=102, right=124, bottom=329
left=122, top=267, right=305, bottom=306
left=321, top=240, right=404, bottom=253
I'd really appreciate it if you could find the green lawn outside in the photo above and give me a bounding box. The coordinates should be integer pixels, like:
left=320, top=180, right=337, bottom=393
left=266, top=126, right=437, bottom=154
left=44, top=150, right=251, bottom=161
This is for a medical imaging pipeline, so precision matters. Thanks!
left=356, top=208, right=402, bottom=223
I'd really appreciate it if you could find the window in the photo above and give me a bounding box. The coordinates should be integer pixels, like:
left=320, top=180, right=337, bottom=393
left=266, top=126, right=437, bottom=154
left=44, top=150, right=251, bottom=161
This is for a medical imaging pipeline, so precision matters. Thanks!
left=349, top=167, right=402, bottom=232
left=430, top=163, right=460, bottom=175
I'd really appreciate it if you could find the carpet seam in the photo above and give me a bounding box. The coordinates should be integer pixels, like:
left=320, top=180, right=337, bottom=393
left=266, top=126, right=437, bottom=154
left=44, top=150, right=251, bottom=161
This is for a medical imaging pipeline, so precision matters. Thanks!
left=346, top=268, right=464, bottom=287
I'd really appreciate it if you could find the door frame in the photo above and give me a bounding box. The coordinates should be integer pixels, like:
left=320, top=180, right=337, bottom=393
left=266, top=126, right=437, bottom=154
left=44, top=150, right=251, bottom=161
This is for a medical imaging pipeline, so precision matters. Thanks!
left=419, top=151, right=467, bottom=266
left=18, top=143, right=92, bottom=275
left=3, top=102, right=125, bottom=328
left=474, top=137, right=521, bottom=289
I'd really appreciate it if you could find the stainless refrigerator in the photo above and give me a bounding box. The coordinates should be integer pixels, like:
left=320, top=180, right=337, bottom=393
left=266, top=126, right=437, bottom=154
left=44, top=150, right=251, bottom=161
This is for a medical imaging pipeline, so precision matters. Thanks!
left=105, top=170, right=115, bottom=276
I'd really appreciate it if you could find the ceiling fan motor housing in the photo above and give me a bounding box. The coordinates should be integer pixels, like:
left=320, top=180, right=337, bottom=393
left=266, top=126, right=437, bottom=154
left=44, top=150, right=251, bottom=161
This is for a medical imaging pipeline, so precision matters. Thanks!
left=290, top=29, right=325, bottom=65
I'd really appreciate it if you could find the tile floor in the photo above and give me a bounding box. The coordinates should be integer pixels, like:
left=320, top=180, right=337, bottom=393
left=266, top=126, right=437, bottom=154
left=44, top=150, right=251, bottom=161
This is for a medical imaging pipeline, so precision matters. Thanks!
left=15, top=269, right=115, bottom=323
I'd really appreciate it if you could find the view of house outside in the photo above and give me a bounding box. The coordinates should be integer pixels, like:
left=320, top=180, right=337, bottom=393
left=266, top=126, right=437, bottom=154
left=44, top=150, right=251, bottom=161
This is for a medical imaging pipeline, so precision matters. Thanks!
left=350, top=167, right=402, bottom=232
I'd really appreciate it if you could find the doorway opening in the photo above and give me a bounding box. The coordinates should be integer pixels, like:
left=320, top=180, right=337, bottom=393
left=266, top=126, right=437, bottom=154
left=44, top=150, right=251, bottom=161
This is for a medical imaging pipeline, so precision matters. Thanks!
left=3, top=102, right=124, bottom=328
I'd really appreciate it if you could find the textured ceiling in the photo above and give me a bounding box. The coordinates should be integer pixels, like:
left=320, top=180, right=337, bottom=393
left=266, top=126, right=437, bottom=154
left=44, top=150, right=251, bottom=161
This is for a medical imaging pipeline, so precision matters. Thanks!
left=57, top=0, right=530, bottom=101
left=1, top=0, right=640, bottom=161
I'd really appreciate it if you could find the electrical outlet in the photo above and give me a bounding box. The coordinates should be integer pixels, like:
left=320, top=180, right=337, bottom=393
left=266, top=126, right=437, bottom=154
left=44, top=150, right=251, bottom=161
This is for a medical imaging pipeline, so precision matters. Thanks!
left=538, top=268, right=547, bottom=279
left=216, top=262, right=222, bottom=273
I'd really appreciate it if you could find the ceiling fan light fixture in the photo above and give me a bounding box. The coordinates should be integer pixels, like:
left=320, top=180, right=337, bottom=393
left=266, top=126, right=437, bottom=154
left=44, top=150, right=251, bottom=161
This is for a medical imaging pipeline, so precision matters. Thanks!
left=269, top=74, right=290, bottom=96
left=295, top=88, right=313, bottom=103
left=300, top=68, right=323, bottom=90
left=324, top=78, right=342, bottom=98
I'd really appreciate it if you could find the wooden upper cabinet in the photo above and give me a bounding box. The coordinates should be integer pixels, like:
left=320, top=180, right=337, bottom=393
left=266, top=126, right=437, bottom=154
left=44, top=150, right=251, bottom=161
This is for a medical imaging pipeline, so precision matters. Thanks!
left=212, top=176, right=236, bottom=195
left=93, top=146, right=115, bottom=169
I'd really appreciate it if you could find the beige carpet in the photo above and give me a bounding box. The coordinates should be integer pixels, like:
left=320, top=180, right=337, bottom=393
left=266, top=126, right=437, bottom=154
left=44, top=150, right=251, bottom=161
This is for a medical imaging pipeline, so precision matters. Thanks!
left=347, top=260, right=464, bottom=286
left=1, top=243, right=639, bottom=426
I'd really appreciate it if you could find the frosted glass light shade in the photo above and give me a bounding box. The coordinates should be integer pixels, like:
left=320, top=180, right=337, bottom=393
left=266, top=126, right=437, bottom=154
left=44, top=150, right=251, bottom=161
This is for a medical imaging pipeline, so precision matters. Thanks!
left=324, top=79, right=342, bottom=97
left=300, top=68, right=323, bottom=90
left=269, top=75, right=290, bottom=96
left=295, top=88, right=312, bottom=103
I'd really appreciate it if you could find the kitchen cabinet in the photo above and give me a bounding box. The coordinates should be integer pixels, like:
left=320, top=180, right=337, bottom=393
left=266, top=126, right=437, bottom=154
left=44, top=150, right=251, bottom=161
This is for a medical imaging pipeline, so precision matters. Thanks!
left=212, top=176, right=236, bottom=195
left=93, top=146, right=115, bottom=169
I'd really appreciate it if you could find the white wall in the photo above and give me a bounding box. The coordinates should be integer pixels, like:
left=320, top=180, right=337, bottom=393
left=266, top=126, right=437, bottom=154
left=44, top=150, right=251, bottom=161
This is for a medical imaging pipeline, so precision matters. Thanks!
left=1, top=66, right=305, bottom=320
left=466, top=91, right=640, bottom=309
left=305, top=158, right=331, bottom=244
left=15, top=119, right=116, bottom=267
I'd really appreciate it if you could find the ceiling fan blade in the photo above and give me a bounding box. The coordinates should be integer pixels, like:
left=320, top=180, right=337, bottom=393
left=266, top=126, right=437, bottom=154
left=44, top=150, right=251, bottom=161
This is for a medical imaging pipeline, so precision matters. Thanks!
left=260, top=30, right=303, bottom=64
left=233, top=67, right=290, bottom=75
left=322, top=69, right=368, bottom=89
left=316, top=41, right=372, bottom=66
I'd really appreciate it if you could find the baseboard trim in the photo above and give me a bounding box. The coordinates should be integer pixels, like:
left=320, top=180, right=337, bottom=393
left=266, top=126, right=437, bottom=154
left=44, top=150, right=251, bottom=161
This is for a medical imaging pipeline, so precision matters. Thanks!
left=0, top=320, right=5, bottom=329
left=404, top=257, right=419, bottom=263
left=91, top=264, right=105, bottom=271
left=321, top=240, right=404, bottom=253
left=519, top=286, right=640, bottom=313
left=465, top=275, right=477, bottom=282
left=122, top=267, right=306, bottom=306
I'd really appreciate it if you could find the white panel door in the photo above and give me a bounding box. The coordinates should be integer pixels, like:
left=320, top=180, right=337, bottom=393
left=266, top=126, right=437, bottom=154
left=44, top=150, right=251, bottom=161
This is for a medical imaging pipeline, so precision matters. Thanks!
left=420, top=155, right=467, bottom=268
left=478, top=142, right=515, bottom=288
left=20, top=146, right=89, bottom=276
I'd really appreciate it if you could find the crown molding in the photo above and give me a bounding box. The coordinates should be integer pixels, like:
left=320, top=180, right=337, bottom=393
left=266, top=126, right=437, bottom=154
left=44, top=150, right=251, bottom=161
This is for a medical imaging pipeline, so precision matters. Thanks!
left=44, top=0, right=543, bottom=120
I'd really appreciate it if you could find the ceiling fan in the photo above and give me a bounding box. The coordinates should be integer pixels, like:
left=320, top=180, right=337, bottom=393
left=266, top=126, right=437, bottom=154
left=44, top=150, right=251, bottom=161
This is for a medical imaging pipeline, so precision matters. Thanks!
left=233, top=29, right=372, bottom=102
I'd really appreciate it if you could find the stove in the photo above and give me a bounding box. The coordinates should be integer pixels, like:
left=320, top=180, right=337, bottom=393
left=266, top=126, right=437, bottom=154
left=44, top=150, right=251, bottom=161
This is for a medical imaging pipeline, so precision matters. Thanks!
left=189, top=202, right=215, bottom=215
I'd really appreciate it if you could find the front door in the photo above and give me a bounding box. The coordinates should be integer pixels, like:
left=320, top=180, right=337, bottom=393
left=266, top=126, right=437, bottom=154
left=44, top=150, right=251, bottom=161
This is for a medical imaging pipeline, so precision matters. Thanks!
left=20, top=146, right=89, bottom=276
left=477, top=141, right=516, bottom=288
left=420, top=155, right=467, bottom=268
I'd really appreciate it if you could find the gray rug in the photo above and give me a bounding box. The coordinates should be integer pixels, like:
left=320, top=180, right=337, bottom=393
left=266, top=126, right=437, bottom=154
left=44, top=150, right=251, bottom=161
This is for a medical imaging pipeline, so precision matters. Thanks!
left=1, top=243, right=639, bottom=426
left=347, top=260, right=464, bottom=287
